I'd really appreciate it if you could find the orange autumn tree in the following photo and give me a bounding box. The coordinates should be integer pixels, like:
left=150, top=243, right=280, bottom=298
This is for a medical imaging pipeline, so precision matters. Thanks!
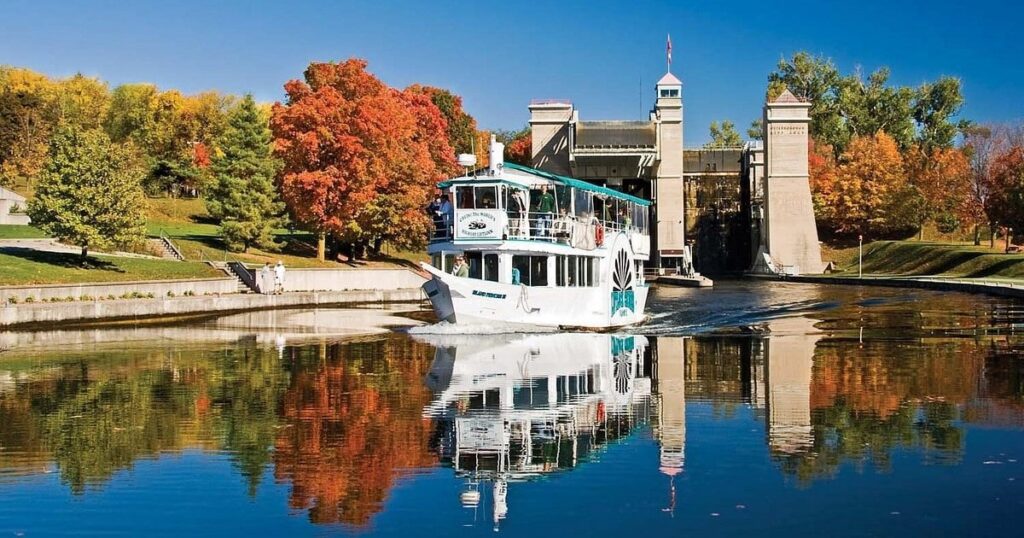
left=808, top=138, right=839, bottom=230
left=826, top=131, right=912, bottom=236
left=906, top=145, right=972, bottom=236
left=271, top=59, right=456, bottom=260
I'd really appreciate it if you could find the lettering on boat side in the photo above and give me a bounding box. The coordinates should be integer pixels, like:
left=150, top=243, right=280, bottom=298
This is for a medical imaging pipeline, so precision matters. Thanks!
left=472, top=290, right=506, bottom=299
left=457, top=211, right=500, bottom=239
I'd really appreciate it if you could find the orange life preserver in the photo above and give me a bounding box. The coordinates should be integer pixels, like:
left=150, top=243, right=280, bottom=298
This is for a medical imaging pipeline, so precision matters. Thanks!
left=595, top=223, right=605, bottom=247
left=596, top=401, right=606, bottom=422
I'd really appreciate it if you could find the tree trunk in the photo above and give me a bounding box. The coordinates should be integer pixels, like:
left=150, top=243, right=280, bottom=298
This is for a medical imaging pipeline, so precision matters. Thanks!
left=990, top=224, right=996, bottom=248
left=81, top=245, right=89, bottom=259
left=372, top=237, right=383, bottom=256
left=316, top=232, right=325, bottom=261
left=918, top=225, right=924, bottom=241
left=974, top=224, right=980, bottom=246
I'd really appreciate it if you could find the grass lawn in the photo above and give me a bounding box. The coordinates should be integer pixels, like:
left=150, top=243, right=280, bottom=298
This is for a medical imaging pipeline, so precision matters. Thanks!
left=0, top=249, right=222, bottom=286
left=823, top=240, right=1024, bottom=281
left=145, top=196, right=426, bottom=269
left=0, top=225, right=48, bottom=239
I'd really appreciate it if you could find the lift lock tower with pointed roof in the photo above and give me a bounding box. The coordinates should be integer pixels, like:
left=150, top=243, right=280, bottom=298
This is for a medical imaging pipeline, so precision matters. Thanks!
left=527, top=44, right=824, bottom=276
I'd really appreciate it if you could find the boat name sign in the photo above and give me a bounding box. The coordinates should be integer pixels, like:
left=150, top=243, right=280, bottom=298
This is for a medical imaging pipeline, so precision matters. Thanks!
left=456, top=210, right=500, bottom=239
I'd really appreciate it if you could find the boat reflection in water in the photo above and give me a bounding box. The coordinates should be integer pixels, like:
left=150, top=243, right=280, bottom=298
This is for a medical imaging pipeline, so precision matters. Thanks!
left=416, top=332, right=692, bottom=529
left=413, top=318, right=837, bottom=528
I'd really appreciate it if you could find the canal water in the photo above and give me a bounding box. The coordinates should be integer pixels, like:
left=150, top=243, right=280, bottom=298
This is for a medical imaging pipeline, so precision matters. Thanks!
left=0, top=281, right=1022, bottom=536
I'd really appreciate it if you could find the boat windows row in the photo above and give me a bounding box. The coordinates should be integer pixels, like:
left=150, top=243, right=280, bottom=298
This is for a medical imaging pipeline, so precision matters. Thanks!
left=452, top=184, right=649, bottom=234
left=431, top=252, right=599, bottom=287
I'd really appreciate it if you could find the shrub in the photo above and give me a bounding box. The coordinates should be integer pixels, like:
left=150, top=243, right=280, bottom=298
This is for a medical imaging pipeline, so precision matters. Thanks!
left=65, top=296, right=76, bottom=302
left=7, top=296, right=18, bottom=304
left=167, top=291, right=176, bottom=297
left=106, top=294, right=116, bottom=300
left=80, top=295, right=94, bottom=301
left=24, top=296, right=35, bottom=303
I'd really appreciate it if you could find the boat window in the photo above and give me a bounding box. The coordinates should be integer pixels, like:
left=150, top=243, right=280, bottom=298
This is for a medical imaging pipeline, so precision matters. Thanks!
left=512, top=255, right=548, bottom=286
left=556, top=185, right=571, bottom=214
left=431, top=253, right=442, bottom=270
left=483, top=254, right=499, bottom=282
left=475, top=186, right=497, bottom=209
left=465, top=251, right=482, bottom=279
left=457, top=186, right=475, bottom=209
left=567, top=255, right=578, bottom=286
left=574, top=190, right=593, bottom=219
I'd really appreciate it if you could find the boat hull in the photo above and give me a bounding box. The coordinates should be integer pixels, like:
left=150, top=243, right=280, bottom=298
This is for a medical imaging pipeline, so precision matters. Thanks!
left=420, top=263, right=648, bottom=330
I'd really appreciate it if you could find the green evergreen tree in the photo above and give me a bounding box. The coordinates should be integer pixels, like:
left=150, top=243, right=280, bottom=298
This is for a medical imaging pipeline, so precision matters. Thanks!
left=206, top=94, right=283, bottom=252
left=27, top=124, right=146, bottom=258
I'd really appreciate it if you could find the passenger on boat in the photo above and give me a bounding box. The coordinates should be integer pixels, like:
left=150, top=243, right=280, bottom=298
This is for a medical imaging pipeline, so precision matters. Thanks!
left=451, top=255, right=469, bottom=278
left=440, top=194, right=454, bottom=236
left=508, top=189, right=528, bottom=238
left=553, top=208, right=574, bottom=244
left=536, top=185, right=555, bottom=238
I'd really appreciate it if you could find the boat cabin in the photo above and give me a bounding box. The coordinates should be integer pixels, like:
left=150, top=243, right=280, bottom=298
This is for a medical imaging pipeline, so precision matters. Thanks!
left=427, top=162, right=651, bottom=287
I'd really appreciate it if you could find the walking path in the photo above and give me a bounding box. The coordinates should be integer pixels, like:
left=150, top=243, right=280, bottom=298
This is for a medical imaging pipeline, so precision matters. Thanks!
left=779, top=273, right=1024, bottom=299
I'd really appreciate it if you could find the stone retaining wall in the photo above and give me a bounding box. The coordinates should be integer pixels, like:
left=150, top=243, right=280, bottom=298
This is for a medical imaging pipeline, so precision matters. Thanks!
left=0, top=277, right=239, bottom=304
left=0, top=288, right=425, bottom=328
left=279, top=268, right=426, bottom=292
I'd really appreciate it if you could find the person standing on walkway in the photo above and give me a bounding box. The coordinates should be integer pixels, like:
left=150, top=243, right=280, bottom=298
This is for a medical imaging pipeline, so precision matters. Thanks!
left=274, top=261, right=286, bottom=294
left=260, top=262, right=273, bottom=294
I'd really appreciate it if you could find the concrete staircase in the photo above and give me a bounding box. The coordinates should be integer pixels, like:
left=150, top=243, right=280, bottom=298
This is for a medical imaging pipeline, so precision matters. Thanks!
left=149, top=236, right=184, bottom=261
left=207, top=261, right=258, bottom=293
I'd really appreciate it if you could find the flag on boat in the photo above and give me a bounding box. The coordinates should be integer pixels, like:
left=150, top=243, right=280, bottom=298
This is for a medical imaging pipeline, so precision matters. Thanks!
left=667, top=34, right=672, bottom=67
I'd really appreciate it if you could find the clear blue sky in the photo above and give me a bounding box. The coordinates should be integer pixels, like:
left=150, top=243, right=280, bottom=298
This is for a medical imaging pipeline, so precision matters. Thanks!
left=2, top=0, right=1021, bottom=144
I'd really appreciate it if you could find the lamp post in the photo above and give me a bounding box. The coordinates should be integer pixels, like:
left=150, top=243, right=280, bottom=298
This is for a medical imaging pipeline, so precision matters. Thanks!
left=858, top=234, right=863, bottom=279
left=1007, top=228, right=1013, bottom=254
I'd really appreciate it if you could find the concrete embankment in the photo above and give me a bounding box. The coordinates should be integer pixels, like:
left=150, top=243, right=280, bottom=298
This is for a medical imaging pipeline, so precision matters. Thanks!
left=0, top=288, right=426, bottom=328
left=0, top=277, right=239, bottom=303
left=778, top=274, right=1024, bottom=299
left=0, top=267, right=430, bottom=328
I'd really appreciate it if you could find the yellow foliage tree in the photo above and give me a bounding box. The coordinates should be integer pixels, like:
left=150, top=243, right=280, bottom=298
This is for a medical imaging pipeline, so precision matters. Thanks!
left=827, top=131, right=910, bottom=236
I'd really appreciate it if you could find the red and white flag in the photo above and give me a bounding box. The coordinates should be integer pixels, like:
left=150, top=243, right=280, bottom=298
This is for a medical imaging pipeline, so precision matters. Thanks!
left=667, top=34, right=672, bottom=67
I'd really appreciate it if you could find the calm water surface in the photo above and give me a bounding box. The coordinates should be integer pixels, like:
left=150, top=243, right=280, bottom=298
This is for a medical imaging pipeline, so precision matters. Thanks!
left=1, top=281, right=1022, bottom=536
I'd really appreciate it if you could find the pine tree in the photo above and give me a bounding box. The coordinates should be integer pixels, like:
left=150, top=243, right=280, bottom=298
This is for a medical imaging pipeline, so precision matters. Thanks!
left=27, top=124, right=147, bottom=258
left=206, top=94, right=283, bottom=252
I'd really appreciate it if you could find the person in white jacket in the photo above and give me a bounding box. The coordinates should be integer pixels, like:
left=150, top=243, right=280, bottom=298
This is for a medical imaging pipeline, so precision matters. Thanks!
left=274, top=261, right=286, bottom=294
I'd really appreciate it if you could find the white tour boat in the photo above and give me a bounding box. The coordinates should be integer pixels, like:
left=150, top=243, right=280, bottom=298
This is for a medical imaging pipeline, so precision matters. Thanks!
left=421, top=137, right=652, bottom=330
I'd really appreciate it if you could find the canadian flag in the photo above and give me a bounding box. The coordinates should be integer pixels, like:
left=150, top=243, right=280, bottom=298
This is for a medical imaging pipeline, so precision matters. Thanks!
left=667, top=34, right=672, bottom=66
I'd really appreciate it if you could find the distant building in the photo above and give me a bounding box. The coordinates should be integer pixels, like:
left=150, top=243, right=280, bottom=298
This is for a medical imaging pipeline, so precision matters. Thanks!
left=0, top=186, right=30, bottom=225
left=528, top=68, right=822, bottom=275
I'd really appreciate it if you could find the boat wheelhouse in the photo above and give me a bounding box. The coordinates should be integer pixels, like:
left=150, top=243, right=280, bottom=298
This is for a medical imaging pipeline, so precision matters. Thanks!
left=421, top=139, right=651, bottom=329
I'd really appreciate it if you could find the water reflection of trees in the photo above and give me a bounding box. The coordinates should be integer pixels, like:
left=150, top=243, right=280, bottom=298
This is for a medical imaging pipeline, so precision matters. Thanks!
left=272, top=336, right=437, bottom=526
left=1, top=330, right=1022, bottom=521
left=675, top=334, right=1024, bottom=483
left=0, top=335, right=439, bottom=527
left=780, top=337, right=1022, bottom=482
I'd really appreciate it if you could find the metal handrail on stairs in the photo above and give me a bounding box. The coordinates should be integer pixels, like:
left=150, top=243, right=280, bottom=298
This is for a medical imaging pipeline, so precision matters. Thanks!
left=158, top=229, right=185, bottom=261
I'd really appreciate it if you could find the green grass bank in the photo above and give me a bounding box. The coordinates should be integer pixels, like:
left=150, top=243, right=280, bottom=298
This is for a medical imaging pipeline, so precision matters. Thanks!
left=824, top=240, right=1024, bottom=281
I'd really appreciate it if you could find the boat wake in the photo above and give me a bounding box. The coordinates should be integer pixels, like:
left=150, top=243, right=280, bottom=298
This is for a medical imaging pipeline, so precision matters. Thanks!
left=407, top=321, right=560, bottom=336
